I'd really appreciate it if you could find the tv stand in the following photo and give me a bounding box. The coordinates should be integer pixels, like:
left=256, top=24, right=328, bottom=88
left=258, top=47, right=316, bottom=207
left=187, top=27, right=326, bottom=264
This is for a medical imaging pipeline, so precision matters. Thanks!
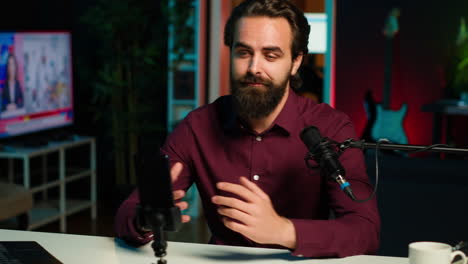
left=0, top=136, right=96, bottom=232
left=21, top=136, right=49, bottom=147
left=48, top=129, right=74, bottom=142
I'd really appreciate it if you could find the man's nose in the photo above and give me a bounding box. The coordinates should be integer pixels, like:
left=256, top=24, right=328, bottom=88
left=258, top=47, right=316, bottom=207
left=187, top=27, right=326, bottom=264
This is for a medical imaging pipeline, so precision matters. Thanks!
left=247, top=55, right=262, bottom=76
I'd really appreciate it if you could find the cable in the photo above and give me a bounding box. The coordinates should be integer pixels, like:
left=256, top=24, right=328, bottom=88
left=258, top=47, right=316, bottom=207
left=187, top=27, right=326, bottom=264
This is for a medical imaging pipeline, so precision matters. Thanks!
left=350, top=139, right=386, bottom=203
left=407, top=144, right=450, bottom=154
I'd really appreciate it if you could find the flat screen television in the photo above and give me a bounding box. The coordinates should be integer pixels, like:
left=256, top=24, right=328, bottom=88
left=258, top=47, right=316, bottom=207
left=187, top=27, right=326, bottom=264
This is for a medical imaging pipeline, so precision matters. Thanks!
left=0, top=31, right=73, bottom=139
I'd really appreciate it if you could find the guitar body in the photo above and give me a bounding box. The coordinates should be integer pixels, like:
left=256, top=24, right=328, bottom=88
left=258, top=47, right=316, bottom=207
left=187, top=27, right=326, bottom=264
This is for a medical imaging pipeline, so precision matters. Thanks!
left=371, top=104, right=408, bottom=144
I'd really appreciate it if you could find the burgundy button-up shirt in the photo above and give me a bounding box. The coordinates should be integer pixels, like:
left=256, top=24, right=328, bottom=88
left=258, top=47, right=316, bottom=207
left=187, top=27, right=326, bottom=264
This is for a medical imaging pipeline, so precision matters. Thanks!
left=115, top=89, right=380, bottom=258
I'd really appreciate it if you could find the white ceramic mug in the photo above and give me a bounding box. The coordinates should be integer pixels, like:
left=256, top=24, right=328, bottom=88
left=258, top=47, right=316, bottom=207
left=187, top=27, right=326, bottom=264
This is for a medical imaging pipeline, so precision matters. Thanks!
left=409, top=241, right=467, bottom=264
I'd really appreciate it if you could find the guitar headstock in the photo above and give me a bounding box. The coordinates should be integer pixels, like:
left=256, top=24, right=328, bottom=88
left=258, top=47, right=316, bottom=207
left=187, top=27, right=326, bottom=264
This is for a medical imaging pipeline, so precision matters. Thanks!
left=383, top=8, right=400, bottom=39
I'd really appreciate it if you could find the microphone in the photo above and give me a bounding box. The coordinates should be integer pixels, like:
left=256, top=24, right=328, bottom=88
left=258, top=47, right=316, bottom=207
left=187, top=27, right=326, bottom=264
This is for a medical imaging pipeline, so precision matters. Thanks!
left=300, top=126, right=356, bottom=200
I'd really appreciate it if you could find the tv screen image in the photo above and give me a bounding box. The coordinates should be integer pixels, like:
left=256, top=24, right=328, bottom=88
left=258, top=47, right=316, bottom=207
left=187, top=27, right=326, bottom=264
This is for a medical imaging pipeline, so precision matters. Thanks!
left=0, top=32, right=73, bottom=139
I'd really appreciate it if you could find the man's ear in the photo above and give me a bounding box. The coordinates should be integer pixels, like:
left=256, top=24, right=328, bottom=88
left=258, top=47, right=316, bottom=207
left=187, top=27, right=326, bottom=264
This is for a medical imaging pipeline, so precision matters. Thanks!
left=291, top=53, right=304, bottom=76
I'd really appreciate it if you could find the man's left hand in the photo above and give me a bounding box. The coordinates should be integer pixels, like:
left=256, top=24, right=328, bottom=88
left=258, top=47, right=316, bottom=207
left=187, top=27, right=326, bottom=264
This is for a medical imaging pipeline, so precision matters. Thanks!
left=211, top=176, right=296, bottom=249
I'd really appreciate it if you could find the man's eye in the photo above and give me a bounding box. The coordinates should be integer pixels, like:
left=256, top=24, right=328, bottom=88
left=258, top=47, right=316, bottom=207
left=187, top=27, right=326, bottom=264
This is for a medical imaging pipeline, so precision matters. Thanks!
left=236, top=50, right=249, bottom=57
left=266, top=54, right=277, bottom=60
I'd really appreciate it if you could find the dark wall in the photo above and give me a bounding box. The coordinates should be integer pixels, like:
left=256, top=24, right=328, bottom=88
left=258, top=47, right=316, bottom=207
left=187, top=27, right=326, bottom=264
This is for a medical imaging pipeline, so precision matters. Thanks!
left=0, top=0, right=169, bottom=203
left=366, top=152, right=468, bottom=257
left=0, top=0, right=97, bottom=136
left=335, top=1, right=468, bottom=257
left=335, top=0, right=468, bottom=146
left=0, top=1, right=72, bottom=30
left=0, top=0, right=112, bottom=201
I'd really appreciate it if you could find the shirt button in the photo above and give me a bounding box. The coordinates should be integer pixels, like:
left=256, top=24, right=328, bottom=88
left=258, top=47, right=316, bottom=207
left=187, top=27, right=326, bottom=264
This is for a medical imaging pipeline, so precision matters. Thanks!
left=255, top=136, right=262, bottom=142
left=253, top=175, right=260, bottom=181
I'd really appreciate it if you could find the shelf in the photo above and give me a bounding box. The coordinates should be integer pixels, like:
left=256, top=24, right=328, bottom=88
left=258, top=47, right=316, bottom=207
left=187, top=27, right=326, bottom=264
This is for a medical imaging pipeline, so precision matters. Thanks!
left=30, top=179, right=61, bottom=193
left=28, top=199, right=94, bottom=230
left=172, top=100, right=198, bottom=106
left=28, top=201, right=60, bottom=230
left=5, top=168, right=93, bottom=193
left=0, top=136, right=96, bottom=233
left=66, top=170, right=93, bottom=183
left=0, top=136, right=94, bottom=159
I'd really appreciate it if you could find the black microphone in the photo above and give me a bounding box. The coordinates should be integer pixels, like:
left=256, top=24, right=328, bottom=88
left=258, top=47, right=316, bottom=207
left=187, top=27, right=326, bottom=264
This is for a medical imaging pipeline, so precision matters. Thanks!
left=300, top=126, right=356, bottom=200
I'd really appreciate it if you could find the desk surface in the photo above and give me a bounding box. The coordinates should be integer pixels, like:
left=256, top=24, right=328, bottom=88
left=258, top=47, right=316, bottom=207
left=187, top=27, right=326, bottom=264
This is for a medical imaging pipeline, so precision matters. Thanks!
left=0, top=229, right=408, bottom=264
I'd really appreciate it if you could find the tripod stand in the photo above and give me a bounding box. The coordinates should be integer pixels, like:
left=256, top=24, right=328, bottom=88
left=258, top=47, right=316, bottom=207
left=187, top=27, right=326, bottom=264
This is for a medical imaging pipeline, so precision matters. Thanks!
left=136, top=154, right=182, bottom=264
left=137, top=205, right=181, bottom=264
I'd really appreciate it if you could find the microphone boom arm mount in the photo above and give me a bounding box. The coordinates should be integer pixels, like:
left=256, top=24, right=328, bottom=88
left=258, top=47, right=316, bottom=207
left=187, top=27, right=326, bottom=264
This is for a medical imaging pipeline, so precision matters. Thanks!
left=338, top=139, right=468, bottom=155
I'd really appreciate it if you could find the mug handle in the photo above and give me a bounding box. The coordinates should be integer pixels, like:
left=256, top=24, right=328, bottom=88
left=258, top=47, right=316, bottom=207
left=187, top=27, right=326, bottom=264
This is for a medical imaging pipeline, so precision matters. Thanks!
left=451, top=250, right=468, bottom=264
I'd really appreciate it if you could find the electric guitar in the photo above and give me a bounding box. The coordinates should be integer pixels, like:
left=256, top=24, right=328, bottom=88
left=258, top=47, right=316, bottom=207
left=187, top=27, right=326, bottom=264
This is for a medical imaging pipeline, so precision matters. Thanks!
left=362, top=8, right=408, bottom=144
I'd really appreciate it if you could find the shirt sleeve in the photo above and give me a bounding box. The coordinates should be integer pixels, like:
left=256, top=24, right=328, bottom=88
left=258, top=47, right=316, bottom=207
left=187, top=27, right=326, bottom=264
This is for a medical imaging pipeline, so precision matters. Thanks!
left=289, top=118, right=380, bottom=258
left=114, top=118, right=195, bottom=245
left=114, top=189, right=154, bottom=245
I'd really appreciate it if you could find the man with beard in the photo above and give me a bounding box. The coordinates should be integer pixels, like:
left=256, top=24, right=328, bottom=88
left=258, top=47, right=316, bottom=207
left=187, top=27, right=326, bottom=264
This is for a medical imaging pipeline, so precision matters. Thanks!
left=116, top=0, right=380, bottom=258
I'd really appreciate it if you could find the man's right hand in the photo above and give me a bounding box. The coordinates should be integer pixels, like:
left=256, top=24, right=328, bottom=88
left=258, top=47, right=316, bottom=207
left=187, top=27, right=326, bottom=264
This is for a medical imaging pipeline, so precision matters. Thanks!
left=135, top=161, right=191, bottom=233
left=171, top=162, right=191, bottom=223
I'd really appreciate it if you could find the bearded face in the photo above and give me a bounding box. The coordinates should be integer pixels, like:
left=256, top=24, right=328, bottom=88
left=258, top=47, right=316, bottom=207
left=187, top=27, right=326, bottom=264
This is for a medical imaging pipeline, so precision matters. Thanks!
left=229, top=17, right=302, bottom=122
left=230, top=71, right=289, bottom=120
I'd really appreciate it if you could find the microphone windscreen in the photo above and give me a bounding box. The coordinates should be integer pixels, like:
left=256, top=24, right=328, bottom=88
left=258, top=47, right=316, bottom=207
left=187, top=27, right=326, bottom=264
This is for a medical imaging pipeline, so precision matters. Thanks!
left=300, top=126, right=322, bottom=153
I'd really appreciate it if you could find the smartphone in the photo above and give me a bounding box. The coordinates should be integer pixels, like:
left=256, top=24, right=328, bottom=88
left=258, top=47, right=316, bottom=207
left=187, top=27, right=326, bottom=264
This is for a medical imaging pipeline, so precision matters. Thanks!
left=136, top=153, right=181, bottom=231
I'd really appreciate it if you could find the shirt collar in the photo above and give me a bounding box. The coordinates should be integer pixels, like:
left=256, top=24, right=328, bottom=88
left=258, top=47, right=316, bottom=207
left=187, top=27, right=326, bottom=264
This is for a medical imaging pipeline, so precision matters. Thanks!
left=271, top=88, right=300, bottom=136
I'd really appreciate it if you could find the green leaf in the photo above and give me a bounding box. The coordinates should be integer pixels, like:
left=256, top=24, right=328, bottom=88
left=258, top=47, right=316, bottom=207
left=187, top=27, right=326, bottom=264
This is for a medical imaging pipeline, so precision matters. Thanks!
left=457, top=57, right=468, bottom=71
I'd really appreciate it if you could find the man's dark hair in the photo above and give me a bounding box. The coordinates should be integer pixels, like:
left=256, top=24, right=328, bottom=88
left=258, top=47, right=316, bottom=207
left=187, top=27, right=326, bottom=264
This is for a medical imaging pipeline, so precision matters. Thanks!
left=224, top=0, right=310, bottom=89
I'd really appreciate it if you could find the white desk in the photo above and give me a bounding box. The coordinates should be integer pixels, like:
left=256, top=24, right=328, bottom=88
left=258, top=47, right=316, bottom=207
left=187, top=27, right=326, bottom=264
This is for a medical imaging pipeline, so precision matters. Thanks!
left=0, top=229, right=408, bottom=264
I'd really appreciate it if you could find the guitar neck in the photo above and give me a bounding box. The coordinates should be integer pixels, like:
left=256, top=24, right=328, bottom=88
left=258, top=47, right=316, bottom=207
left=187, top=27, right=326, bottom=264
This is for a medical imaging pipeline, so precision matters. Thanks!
left=382, top=37, right=393, bottom=110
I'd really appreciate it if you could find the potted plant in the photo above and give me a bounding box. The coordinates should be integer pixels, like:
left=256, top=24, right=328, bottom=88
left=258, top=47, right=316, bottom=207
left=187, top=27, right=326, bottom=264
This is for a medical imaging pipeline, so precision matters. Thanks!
left=80, top=0, right=168, bottom=185
left=79, top=0, right=195, bottom=186
left=449, top=17, right=468, bottom=105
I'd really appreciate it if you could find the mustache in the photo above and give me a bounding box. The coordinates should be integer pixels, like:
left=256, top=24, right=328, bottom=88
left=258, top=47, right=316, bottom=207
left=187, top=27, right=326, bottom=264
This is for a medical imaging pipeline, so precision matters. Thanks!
left=238, top=75, right=270, bottom=86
